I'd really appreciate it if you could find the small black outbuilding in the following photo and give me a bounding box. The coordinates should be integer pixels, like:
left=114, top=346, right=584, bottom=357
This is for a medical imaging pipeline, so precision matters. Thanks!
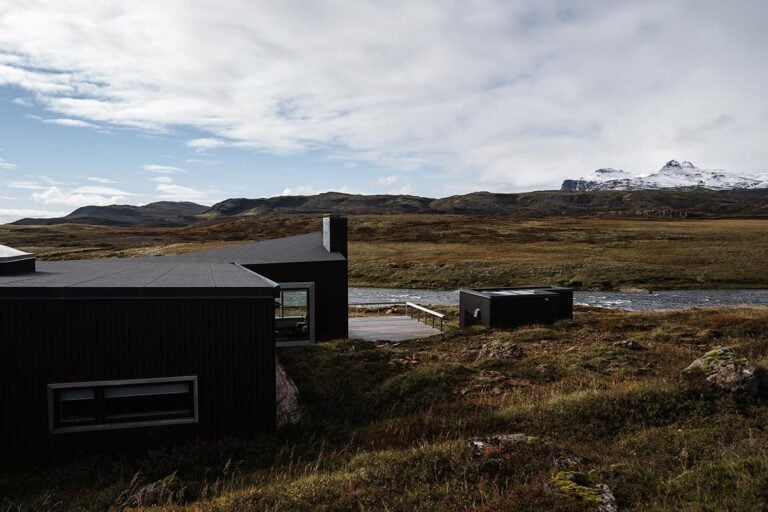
left=459, top=286, right=573, bottom=329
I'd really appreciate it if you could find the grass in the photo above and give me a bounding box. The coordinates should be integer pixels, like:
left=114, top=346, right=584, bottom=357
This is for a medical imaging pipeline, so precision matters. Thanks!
left=3, top=306, right=768, bottom=511
left=2, top=215, right=767, bottom=290
left=346, top=216, right=768, bottom=290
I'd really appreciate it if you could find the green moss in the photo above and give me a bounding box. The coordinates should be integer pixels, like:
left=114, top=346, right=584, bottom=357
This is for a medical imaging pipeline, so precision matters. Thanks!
left=700, top=346, right=746, bottom=372
left=551, top=471, right=601, bottom=503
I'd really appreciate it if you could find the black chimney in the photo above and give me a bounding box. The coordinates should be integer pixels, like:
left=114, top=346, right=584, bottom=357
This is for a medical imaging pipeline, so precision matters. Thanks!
left=323, top=215, right=347, bottom=257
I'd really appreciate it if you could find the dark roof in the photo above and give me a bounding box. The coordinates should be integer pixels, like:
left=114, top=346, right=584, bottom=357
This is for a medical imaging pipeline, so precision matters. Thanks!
left=0, top=259, right=277, bottom=298
left=0, top=230, right=339, bottom=294
left=177, top=232, right=344, bottom=265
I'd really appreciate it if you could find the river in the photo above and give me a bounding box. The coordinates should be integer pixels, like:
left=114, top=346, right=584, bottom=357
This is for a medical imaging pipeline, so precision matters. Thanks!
left=349, top=287, right=768, bottom=311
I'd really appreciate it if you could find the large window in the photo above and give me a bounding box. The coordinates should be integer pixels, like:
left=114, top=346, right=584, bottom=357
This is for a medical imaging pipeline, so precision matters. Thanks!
left=48, top=376, right=197, bottom=433
left=274, top=282, right=315, bottom=346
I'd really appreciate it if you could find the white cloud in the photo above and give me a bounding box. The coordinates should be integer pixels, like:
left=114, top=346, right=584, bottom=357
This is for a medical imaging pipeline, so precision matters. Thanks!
left=373, top=174, right=414, bottom=194
left=185, top=138, right=228, bottom=152
left=7, top=180, right=47, bottom=190
left=376, top=175, right=398, bottom=186
left=145, top=174, right=209, bottom=202
left=12, top=97, right=33, bottom=107
left=42, top=118, right=97, bottom=128
left=185, top=158, right=221, bottom=165
left=8, top=175, right=67, bottom=189
left=141, top=164, right=184, bottom=174
left=281, top=185, right=353, bottom=196
left=0, top=2, right=767, bottom=190
left=281, top=185, right=319, bottom=196
left=154, top=182, right=207, bottom=201
left=0, top=208, right=68, bottom=224
left=0, top=158, right=17, bottom=170
left=86, top=176, right=118, bottom=184
left=31, top=185, right=137, bottom=207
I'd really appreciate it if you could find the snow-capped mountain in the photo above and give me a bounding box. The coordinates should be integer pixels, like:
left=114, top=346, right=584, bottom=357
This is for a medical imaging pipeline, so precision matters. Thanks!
left=561, top=160, right=768, bottom=192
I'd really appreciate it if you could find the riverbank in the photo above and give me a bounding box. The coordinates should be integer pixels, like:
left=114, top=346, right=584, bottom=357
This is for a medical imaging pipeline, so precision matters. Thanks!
left=3, top=306, right=768, bottom=511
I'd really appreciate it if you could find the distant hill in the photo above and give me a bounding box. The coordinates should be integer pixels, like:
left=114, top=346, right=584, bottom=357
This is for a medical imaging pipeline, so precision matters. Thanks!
left=11, top=188, right=768, bottom=227
left=203, top=193, right=435, bottom=218
left=12, top=201, right=209, bottom=227
left=202, top=189, right=768, bottom=219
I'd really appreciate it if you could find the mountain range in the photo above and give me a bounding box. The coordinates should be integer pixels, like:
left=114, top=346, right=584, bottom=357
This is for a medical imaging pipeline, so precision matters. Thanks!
left=10, top=187, right=768, bottom=227
left=561, top=160, right=768, bottom=192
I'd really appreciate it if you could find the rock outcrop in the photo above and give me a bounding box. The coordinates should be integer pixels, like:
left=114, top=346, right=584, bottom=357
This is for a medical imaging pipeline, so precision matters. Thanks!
left=276, top=360, right=304, bottom=427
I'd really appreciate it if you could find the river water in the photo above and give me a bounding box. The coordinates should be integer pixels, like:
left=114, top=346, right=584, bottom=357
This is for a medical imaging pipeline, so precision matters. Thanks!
left=349, top=287, right=768, bottom=311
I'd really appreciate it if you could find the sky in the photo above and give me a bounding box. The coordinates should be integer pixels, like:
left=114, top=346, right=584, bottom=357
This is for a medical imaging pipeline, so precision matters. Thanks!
left=0, top=0, right=767, bottom=222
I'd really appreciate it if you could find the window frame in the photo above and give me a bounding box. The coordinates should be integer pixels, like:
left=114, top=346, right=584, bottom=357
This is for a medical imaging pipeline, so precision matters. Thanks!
left=47, top=376, right=198, bottom=434
left=274, top=281, right=316, bottom=347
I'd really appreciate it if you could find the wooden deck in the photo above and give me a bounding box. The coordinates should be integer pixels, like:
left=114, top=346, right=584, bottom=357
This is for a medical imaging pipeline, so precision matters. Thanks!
left=348, top=315, right=442, bottom=342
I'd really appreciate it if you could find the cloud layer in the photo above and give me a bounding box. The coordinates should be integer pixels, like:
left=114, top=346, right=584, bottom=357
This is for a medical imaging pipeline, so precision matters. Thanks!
left=1, top=1, right=767, bottom=190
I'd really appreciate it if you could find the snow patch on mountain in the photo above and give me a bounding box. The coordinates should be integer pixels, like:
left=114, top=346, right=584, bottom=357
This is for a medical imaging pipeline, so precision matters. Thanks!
left=561, top=160, right=768, bottom=191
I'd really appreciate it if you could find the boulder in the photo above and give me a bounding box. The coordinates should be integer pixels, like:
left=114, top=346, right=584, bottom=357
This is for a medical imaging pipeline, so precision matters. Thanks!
left=613, top=339, right=644, bottom=351
left=683, top=346, right=761, bottom=397
left=468, top=433, right=536, bottom=457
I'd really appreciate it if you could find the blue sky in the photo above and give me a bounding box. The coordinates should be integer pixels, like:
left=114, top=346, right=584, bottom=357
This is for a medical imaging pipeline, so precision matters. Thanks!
left=1, top=1, right=767, bottom=222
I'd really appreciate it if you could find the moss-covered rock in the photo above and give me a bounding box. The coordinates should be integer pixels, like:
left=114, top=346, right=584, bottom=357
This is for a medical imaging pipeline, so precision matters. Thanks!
left=551, top=471, right=618, bottom=512
left=551, top=471, right=602, bottom=503
left=683, top=346, right=761, bottom=397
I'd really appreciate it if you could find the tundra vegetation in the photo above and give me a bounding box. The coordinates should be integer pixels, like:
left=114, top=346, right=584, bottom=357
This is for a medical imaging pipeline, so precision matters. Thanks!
left=2, top=215, right=767, bottom=290
left=2, top=306, right=768, bottom=511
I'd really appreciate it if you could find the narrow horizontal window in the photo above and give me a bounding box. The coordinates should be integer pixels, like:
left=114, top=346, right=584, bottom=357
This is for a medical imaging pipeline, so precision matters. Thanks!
left=48, top=376, right=197, bottom=433
left=104, top=382, right=193, bottom=421
left=57, top=388, right=96, bottom=425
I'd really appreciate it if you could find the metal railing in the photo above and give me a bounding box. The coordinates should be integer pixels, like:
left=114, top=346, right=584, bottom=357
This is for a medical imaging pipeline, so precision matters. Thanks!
left=405, top=302, right=446, bottom=331
left=348, top=301, right=446, bottom=331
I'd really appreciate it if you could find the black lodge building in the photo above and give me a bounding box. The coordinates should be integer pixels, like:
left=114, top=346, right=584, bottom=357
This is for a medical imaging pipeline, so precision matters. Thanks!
left=0, top=215, right=348, bottom=467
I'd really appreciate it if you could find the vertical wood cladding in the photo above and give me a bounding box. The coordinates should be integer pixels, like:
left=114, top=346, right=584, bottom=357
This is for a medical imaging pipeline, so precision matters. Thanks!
left=0, top=296, right=275, bottom=467
left=246, top=260, right=349, bottom=340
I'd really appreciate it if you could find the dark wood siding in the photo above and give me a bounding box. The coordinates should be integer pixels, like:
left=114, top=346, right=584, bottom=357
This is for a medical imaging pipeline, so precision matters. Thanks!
left=0, top=296, right=275, bottom=468
left=247, top=260, right=348, bottom=340
left=459, top=291, right=490, bottom=329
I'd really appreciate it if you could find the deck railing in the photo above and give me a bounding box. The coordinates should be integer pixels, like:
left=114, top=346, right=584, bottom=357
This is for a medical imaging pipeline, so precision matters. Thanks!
left=405, top=302, right=446, bottom=331
left=348, top=301, right=446, bottom=331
